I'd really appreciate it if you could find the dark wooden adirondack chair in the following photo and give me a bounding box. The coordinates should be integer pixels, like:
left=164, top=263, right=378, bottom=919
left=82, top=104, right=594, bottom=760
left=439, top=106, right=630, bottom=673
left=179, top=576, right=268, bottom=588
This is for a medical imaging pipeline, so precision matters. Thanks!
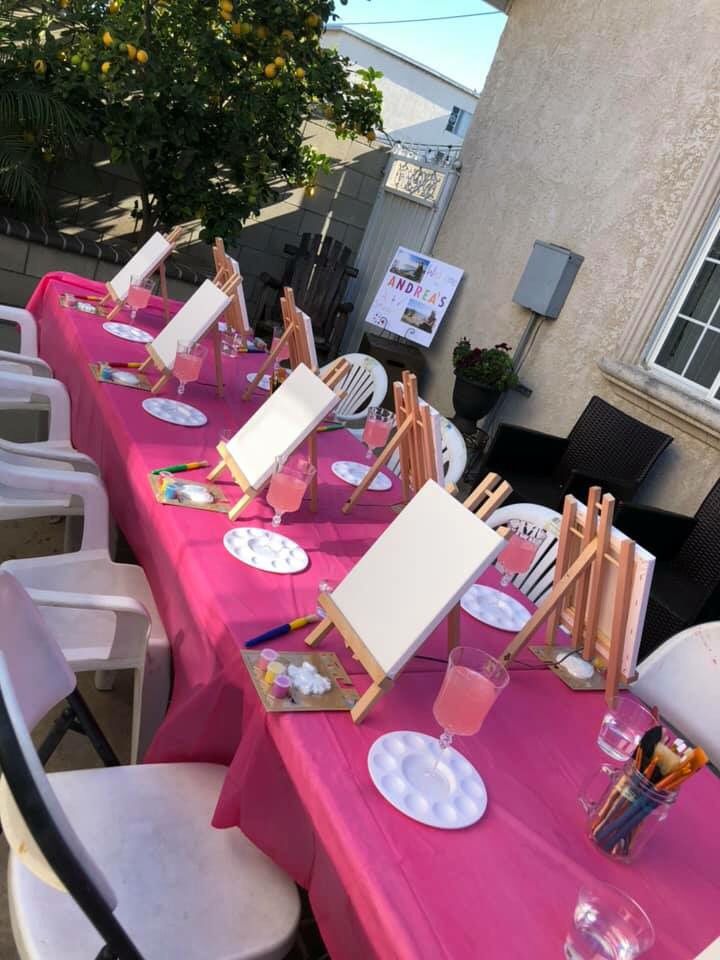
left=253, top=233, right=358, bottom=360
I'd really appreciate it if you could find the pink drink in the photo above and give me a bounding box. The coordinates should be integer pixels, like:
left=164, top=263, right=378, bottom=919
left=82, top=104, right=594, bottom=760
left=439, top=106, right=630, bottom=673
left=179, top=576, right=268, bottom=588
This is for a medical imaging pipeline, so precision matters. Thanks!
left=267, top=471, right=307, bottom=515
left=362, top=417, right=393, bottom=450
left=500, top=535, right=538, bottom=576
left=433, top=665, right=498, bottom=736
left=127, top=284, right=152, bottom=311
left=173, top=352, right=203, bottom=385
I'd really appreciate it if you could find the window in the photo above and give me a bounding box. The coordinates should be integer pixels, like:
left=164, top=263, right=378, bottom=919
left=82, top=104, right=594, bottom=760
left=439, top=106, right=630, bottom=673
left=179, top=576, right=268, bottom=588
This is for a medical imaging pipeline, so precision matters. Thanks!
left=446, top=106, right=472, bottom=138
left=649, top=215, right=720, bottom=404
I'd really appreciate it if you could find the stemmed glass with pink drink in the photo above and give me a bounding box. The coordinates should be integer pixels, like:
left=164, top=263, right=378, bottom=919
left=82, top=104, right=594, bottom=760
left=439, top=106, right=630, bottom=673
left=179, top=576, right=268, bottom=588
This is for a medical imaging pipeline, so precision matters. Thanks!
left=497, top=533, right=539, bottom=587
left=126, top=275, right=156, bottom=325
left=173, top=340, right=207, bottom=396
left=427, top=646, right=508, bottom=782
left=266, top=455, right=316, bottom=526
left=361, top=406, right=394, bottom=460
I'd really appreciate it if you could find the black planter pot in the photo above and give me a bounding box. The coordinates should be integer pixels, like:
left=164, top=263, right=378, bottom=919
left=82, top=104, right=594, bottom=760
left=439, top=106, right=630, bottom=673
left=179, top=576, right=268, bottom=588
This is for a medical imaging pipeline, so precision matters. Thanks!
left=451, top=374, right=502, bottom=435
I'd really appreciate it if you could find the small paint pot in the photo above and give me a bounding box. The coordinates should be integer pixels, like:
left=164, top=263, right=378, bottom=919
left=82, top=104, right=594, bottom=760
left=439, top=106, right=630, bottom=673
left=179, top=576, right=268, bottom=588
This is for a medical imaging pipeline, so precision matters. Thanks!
left=264, top=660, right=286, bottom=685
left=163, top=483, right=178, bottom=501
left=270, top=674, right=291, bottom=700
left=100, top=364, right=114, bottom=382
left=258, top=648, right=278, bottom=674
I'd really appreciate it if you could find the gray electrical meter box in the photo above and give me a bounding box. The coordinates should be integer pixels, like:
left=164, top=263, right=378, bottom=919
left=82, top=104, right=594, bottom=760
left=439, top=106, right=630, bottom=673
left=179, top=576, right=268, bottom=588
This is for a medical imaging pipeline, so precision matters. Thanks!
left=512, top=241, right=584, bottom=318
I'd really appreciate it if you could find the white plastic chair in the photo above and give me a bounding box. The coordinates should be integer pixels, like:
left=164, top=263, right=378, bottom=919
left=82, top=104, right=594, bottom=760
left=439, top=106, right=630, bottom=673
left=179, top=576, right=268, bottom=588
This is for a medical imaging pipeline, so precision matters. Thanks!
left=0, top=458, right=169, bottom=763
left=320, top=352, right=388, bottom=424
left=486, top=503, right=563, bottom=604
left=0, top=571, right=300, bottom=960
left=633, top=622, right=720, bottom=767
left=0, top=369, right=71, bottom=443
left=0, top=304, right=38, bottom=356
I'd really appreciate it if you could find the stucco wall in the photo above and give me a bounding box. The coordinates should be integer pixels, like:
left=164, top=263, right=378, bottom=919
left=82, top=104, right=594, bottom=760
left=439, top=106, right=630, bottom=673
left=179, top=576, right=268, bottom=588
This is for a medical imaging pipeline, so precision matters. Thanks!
left=427, top=0, right=720, bottom=513
left=322, top=29, right=478, bottom=146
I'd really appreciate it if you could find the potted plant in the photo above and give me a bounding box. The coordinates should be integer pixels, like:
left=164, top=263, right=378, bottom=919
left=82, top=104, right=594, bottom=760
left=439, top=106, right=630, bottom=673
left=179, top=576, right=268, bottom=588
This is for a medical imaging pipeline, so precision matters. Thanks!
left=451, top=339, right=518, bottom=434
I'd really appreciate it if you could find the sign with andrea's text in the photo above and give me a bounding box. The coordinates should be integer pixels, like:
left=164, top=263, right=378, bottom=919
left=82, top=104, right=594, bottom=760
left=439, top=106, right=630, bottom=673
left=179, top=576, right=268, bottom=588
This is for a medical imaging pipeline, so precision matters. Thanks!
left=364, top=246, right=464, bottom=347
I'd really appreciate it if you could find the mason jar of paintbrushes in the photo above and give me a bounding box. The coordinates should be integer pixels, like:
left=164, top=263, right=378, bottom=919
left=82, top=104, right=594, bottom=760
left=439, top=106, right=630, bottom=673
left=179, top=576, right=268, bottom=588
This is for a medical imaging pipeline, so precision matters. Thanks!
left=580, top=724, right=707, bottom=863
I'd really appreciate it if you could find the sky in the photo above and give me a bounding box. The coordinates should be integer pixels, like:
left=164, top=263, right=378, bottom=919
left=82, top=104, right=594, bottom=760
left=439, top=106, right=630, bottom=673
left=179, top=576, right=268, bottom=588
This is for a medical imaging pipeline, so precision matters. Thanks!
left=331, top=0, right=507, bottom=92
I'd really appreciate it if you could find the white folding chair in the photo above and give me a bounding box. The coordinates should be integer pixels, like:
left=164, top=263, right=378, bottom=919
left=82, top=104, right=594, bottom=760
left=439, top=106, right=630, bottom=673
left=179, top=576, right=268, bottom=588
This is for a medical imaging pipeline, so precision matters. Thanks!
left=633, top=622, right=720, bottom=766
left=382, top=410, right=467, bottom=489
left=0, top=571, right=300, bottom=960
left=486, top=503, right=562, bottom=604
left=320, top=352, right=388, bottom=425
left=0, top=459, right=169, bottom=763
left=0, top=304, right=38, bottom=356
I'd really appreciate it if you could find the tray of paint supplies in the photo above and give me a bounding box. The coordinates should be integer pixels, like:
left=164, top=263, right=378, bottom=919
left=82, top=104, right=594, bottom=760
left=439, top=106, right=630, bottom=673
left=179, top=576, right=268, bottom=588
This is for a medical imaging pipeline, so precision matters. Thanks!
left=242, top=649, right=359, bottom=712
left=148, top=462, right=229, bottom=513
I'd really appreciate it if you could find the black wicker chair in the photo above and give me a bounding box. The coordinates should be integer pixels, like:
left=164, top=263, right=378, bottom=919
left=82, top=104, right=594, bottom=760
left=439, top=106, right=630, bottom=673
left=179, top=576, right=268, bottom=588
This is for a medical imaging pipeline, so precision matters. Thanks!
left=467, top=396, right=672, bottom=509
left=615, top=478, right=720, bottom=660
left=252, top=232, right=358, bottom=360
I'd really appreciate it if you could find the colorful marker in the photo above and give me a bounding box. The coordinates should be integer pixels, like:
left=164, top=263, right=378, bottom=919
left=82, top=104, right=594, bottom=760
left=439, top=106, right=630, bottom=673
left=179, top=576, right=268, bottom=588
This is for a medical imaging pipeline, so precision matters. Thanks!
left=151, top=460, right=209, bottom=475
left=244, top=614, right=320, bottom=648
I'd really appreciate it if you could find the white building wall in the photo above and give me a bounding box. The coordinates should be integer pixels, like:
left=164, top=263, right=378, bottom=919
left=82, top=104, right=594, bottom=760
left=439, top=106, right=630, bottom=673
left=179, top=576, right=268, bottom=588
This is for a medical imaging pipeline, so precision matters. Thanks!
left=322, top=28, right=478, bottom=146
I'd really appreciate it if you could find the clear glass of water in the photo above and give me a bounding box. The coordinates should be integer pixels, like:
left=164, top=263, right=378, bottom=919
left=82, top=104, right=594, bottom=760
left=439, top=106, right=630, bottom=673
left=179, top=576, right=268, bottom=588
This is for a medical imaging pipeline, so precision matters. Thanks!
left=565, top=884, right=654, bottom=960
left=597, top=698, right=656, bottom=762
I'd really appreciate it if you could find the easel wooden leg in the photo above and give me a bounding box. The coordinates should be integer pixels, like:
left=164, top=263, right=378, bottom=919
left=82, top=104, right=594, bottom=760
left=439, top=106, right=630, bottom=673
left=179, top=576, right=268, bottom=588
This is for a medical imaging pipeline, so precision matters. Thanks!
left=159, top=261, right=170, bottom=324
left=342, top=416, right=414, bottom=515
left=107, top=301, right=124, bottom=322
left=138, top=357, right=151, bottom=373
left=207, top=459, right=225, bottom=481
left=350, top=681, right=390, bottom=723
left=447, top=603, right=461, bottom=653
left=228, top=490, right=258, bottom=521
left=304, top=617, right=334, bottom=648
left=150, top=372, right=172, bottom=395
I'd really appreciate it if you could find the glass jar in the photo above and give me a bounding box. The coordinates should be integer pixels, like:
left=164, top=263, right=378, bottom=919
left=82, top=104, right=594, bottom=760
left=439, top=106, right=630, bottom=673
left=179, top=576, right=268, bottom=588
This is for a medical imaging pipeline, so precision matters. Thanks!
left=580, top=762, right=677, bottom=863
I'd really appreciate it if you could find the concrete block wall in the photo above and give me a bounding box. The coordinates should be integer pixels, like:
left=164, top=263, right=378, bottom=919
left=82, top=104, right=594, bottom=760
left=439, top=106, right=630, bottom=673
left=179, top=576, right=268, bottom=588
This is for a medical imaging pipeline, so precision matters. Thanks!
left=0, top=120, right=388, bottom=318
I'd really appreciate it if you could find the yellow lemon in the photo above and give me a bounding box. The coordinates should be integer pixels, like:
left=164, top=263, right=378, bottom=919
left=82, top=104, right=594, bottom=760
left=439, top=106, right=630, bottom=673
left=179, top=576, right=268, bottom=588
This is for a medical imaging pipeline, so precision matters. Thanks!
left=126, top=43, right=137, bottom=60
left=33, top=59, right=47, bottom=74
left=136, top=49, right=148, bottom=64
left=101, top=60, right=111, bottom=74
left=240, top=22, right=252, bottom=35
left=108, top=0, right=119, bottom=12
left=305, top=13, right=320, bottom=28
left=264, top=62, right=277, bottom=79
left=294, top=67, right=305, bottom=79
left=59, top=0, right=71, bottom=8
left=255, top=25, right=269, bottom=40
left=281, top=29, right=294, bottom=41
left=219, top=10, right=232, bottom=21
left=230, top=21, right=242, bottom=36
left=219, top=0, right=233, bottom=11
left=102, top=30, right=113, bottom=47
left=274, top=56, right=285, bottom=68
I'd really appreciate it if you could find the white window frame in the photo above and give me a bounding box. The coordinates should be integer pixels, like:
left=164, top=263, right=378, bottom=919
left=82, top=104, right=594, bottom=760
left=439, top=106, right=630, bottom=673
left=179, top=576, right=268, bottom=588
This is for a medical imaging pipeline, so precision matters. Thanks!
left=647, top=202, right=720, bottom=407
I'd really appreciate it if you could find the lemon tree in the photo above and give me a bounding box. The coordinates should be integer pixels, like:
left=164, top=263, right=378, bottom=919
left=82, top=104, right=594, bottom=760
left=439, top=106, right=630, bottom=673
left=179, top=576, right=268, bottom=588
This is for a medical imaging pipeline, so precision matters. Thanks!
left=0, top=0, right=382, bottom=242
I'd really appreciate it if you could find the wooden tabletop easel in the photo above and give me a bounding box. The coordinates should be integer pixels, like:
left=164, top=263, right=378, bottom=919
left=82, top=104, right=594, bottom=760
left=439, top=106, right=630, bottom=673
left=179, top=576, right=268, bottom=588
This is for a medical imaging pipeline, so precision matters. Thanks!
left=212, top=238, right=252, bottom=346
left=242, top=286, right=318, bottom=399
left=138, top=276, right=239, bottom=396
left=500, top=487, right=644, bottom=706
left=102, top=227, right=183, bottom=324
left=341, top=371, right=443, bottom=515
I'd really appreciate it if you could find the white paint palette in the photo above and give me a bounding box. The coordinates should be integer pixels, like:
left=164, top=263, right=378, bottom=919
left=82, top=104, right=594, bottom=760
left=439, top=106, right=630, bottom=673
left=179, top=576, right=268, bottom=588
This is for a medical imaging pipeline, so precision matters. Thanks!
left=223, top=527, right=309, bottom=574
left=368, top=731, right=487, bottom=829
left=245, top=372, right=271, bottom=391
left=102, top=322, right=153, bottom=343
left=460, top=584, right=531, bottom=632
left=331, top=460, right=393, bottom=492
left=142, top=397, right=208, bottom=427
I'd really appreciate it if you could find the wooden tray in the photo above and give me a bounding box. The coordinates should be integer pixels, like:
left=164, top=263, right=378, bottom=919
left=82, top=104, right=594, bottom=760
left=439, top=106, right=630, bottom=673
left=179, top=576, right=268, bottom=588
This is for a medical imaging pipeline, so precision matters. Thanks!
left=90, top=363, right=152, bottom=391
left=148, top=473, right=230, bottom=514
left=242, top=651, right=359, bottom=712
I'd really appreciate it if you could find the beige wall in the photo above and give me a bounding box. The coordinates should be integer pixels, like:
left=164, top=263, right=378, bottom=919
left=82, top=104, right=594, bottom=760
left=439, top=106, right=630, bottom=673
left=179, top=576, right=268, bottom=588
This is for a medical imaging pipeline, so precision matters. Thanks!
left=427, top=0, right=720, bottom=513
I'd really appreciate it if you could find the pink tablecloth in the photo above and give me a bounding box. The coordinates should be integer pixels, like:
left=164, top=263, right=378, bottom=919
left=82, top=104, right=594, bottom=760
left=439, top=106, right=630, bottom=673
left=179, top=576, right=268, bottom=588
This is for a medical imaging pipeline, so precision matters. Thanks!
left=29, top=273, right=720, bottom=960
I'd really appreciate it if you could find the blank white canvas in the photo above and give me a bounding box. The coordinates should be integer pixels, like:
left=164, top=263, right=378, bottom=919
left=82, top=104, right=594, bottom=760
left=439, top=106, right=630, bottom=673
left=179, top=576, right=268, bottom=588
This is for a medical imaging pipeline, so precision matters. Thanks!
left=108, top=233, right=172, bottom=301
left=300, top=310, right=318, bottom=371
left=225, top=363, right=339, bottom=489
left=150, top=280, right=230, bottom=370
left=332, top=480, right=506, bottom=677
left=426, top=405, right=444, bottom=483
left=228, top=255, right=251, bottom=334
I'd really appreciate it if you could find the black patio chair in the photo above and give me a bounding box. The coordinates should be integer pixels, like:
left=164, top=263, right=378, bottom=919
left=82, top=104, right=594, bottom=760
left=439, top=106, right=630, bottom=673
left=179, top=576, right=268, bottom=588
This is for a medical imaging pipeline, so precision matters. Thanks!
left=252, top=232, right=358, bottom=360
left=615, top=478, right=720, bottom=660
left=466, top=396, right=672, bottom=510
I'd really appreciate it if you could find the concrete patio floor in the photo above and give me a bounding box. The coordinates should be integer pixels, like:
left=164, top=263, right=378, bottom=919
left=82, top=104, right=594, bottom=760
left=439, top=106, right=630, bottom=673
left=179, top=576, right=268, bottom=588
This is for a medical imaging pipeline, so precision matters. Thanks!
left=0, top=516, right=329, bottom=960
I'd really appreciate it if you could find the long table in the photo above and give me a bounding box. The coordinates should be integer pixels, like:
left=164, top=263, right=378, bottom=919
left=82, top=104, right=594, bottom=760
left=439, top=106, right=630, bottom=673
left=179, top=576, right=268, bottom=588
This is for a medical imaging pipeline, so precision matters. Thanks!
left=28, top=273, right=720, bottom=960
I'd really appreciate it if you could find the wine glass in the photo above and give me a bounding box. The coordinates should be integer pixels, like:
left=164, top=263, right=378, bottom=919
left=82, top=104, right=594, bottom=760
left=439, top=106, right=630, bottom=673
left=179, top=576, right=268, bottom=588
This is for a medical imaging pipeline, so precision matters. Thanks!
left=361, top=406, right=394, bottom=460
left=428, top=646, right=508, bottom=781
left=496, top=532, right=539, bottom=587
left=565, top=883, right=654, bottom=960
left=126, top=275, right=156, bottom=325
left=266, top=455, right=316, bottom=526
left=172, top=340, right=207, bottom=396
